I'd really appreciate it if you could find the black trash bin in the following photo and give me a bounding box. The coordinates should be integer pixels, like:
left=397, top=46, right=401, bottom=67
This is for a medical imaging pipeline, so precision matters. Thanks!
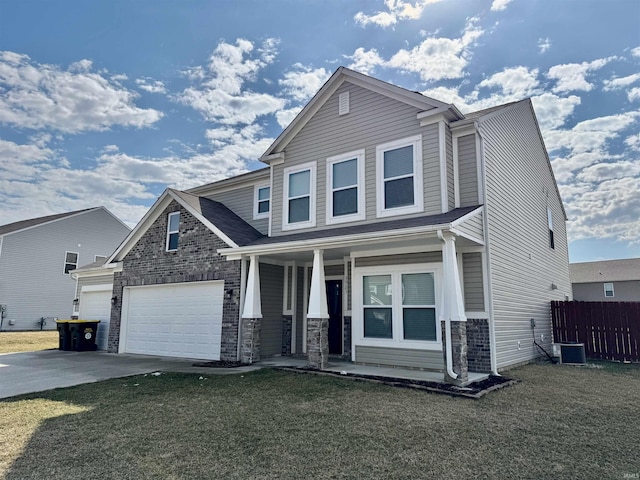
left=68, top=320, right=101, bottom=351
left=55, top=320, right=72, bottom=351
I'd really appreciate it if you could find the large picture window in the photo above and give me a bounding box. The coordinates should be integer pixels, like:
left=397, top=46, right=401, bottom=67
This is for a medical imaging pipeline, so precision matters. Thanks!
left=376, top=136, right=423, bottom=218
left=283, top=162, right=316, bottom=230
left=326, top=150, right=365, bottom=224
left=357, top=264, right=440, bottom=348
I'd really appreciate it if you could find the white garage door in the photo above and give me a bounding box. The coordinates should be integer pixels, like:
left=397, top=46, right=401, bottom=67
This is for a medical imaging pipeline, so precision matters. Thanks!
left=79, top=287, right=112, bottom=350
left=121, top=281, right=224, bottom=360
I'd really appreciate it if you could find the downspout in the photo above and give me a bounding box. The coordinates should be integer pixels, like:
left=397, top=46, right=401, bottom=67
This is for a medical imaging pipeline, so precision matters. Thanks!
left=437, top=229, right=458, bottom=380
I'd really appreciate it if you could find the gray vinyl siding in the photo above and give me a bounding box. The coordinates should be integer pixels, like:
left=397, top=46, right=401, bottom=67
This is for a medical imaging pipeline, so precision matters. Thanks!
left=480, top=101, right=571, bottom=370
left=573, top=281, right=640, bottom=302
left=295, top=266, right=304, bottom=352
left=325, top=264, right=344, bottom=276
left=446, top=125, right=455, bottom=210
left=355, top=346, right=443, bottom=370
left=271, top=81, right=442, bottom=237
left=455, top=212, right=484, bottom=243
left=355, top=251, right=442, bottom=268
left=260, top=263, right=284, bottom=356
left=76, top=274, right=114, bottom=299
left=206, top=185, right=269, bottom=235
left=462, top=253, right=484, bottom=311
left=458, top=134, right=479, bottom=207
left=0, top=209, right=130, bottom=331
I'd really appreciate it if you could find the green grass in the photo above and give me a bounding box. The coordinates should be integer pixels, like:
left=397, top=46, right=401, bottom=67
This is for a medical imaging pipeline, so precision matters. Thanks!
left=0, top=331, right=58, bottom=353
left=1, top=362, right=639, bottom=479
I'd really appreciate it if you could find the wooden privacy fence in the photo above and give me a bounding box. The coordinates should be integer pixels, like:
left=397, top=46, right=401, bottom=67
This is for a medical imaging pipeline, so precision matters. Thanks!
left=551, top=301, right=640, bottom=362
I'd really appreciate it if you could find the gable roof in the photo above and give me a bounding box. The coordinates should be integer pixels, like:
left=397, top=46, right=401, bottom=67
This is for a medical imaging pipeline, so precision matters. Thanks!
left=0, top=208, right=97, bottom=236
left=570, top=258, right=640, bottom=283
left=260, top=66, right=461, bottom=163
left=108, top=189, right=263, bottom=263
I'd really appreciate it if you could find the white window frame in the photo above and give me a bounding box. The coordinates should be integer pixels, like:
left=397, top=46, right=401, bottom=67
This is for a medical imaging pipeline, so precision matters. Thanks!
left=253, top=184, right=271, bottom=220
left=604, top=282, right=614, bottom=298
left=376, top=135, right=423, bottom=218
left=353, top=263, right=442, bottom=350
left=166, top=212, right=180, bottom=252
left=94, top=255, right=107, bottom=263
left=326, top=149, right=366, bottom=225
left=547, top=207, right=555, bottom=249
left=63, top=251, right=79, bottom=275
left=282, top=161, right=316, bottom=231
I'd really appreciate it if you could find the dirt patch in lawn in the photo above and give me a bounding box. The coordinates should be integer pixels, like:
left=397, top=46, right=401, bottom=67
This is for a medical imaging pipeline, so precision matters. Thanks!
left=277, top=366, right=517, bottom=398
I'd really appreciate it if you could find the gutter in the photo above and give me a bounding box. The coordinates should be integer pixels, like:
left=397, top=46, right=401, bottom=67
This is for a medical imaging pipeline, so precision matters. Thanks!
left=437, top=229, right=458, bottom=381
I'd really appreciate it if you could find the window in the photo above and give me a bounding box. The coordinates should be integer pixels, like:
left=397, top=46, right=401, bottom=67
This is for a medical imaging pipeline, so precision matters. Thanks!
left=94, top=255, right=107, bottom=263
left=283, top=162, right=316, bottom=230
left=254, top=184, right=270, bottom=219
left=166, top=212, right=180, bottom=251
left=604, top=283, right=614, bottom=298
left=376, top=135, right=423, bottom=217
left=358, top=265, right=440, bottom=347
left=63, top=251, right=78, bottom=274
left=326, top=150, right=365, bottom=224
left=547, top=207, right=555, bottom=249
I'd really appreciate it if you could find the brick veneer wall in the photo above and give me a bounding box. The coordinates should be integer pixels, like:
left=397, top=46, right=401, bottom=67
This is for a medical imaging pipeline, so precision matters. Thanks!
left=466, top=318, right=492, bottom=373
left=108, top=200, right=241, bottom=360
left=282, top=315, right=292, bottom=356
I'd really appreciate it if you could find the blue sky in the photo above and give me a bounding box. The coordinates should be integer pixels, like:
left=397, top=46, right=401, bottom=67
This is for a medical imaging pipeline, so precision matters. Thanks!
left=0, top=0, right=638, bottom=263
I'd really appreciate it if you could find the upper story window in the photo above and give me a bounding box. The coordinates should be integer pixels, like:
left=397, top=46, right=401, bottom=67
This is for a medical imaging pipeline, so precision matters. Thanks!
left=376, top=135, right=423, bottom=218
left=166, top=212, right=180, bottom=251
left=547, top=207, right=555, bottom=249
left=283, top=162, right=316, bottom=231
left=94, top=255, right=107, bottom=263
left=604, top=282, right=614, bottom=297
left=63, top=251, right=78, bottom=274
left=254, top=184, right=270, bottom=219
left=326, top=149, right=365, bottom=225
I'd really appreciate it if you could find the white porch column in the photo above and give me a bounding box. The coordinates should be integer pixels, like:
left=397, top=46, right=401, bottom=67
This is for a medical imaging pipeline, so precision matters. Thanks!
left=307, top=249, right=329, bottom=369
left=438, top=231, right=468, bottom=384
left=241, top=255, right=261, bottom=363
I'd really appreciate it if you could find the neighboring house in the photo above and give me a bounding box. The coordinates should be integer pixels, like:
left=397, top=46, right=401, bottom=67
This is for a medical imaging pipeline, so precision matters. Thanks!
left=101, top=67, right=570, bottom=384
left=0, top=208, right=131, bottom=331
left=570, top=258, right=640, bottom=302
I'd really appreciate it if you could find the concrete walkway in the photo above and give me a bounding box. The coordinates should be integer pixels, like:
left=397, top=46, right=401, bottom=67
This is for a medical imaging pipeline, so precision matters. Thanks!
left=0, top=350, right=260, bottom=400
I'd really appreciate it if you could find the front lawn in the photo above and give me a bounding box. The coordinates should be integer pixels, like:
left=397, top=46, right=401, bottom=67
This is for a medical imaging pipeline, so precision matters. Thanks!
left=0, top=331, right=58, bottom=354
left=1, top=362, right=639, bottom=479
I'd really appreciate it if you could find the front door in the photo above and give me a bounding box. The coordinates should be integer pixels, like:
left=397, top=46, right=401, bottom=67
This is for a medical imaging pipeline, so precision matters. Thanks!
left=326, top=280, right=342, bottom=355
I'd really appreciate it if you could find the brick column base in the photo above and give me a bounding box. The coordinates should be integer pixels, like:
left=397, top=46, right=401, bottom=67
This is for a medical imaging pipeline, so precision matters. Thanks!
left=307, top=317, right=329, bottom=369
left=241, top=318, right=261, bottom=364
left=442, top=321, right=469, bottom=385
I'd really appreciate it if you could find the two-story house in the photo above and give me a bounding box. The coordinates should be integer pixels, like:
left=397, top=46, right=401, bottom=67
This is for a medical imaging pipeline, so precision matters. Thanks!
left=100, top=67, right=571, bottom=384
left=571, top=258, right=640, bottom=301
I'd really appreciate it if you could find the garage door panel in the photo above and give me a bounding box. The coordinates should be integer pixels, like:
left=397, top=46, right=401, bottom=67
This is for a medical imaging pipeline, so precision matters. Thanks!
left=123, top=281, right=223, bottom=360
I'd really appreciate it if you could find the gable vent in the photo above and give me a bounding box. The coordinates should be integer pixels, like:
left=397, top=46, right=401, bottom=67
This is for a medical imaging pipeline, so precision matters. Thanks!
left=339, top=91, right=350, bottom=116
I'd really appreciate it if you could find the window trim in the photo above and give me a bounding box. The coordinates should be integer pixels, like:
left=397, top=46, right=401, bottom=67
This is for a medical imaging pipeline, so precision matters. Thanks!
left=166, top=212, right=180, bottom=252
left=354, top=263, right=442, bottom=350
left=604, top=282, right=614, bottom=298
left=547, top=207, right=555, bottom=249
left=253, top=183, right=271, bottom=220
left=63, top=251, right=78, bottom=275
left=376, top=135, right=423, bottom=218
left=94, top=255, right=107, bottom=263
left=282, top=161, right=317, bottom=231
left=326, top=149, right=366, bottom=225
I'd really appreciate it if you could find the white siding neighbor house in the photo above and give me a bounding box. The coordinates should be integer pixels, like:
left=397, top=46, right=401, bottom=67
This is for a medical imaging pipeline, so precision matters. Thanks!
left=91, top=68, right=569, bottom=384
left=0, top=208, right=130, bottom=331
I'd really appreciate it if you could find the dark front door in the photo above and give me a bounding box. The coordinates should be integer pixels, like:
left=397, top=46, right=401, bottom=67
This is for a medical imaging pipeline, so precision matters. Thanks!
left=326, top=280, right=342, bottom=355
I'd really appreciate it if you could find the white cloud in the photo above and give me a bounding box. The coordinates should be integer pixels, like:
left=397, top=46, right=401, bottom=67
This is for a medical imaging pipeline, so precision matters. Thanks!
left=490, top=0, right=513, bottom=12
left=531, top=93, right=581, bottom=130
left=0, top=51, right=163, bottom=133
left=538, top=37, right=551, bottom=54
left=603, top=73, right=640, bottom=90
left=478, top=66, right=539, bottom=96
left=354, top=0, right=443, bottom=28
left=279, top=64, right=331, bottom=102
left=576, top=160, right=640, bottom=183
left=135, top=77, right=167, bottom=94
left=627, top=87, right=640, bottom=102
left=346, top=48, right=385, bottom=76
left=275, top=107, right=302, bottom=129
left=547, top=56, right=617, bottom=93
left=631, top=46, right=640, bottom=57
left=387, top=17, right=484, bottom=81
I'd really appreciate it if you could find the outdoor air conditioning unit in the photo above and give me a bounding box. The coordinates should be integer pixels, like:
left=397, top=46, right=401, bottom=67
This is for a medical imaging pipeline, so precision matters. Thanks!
left=560, top=343, right=586, bottom=365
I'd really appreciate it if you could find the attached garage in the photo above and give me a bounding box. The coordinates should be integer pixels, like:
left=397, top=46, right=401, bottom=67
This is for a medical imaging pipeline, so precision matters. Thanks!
left=78, top=285, right=113, bottom=350
left=119, top=280, right=224, bottom=360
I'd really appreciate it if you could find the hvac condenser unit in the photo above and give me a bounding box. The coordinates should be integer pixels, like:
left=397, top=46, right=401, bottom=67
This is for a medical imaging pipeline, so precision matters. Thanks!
left=560, top=343, right=586, bottom=365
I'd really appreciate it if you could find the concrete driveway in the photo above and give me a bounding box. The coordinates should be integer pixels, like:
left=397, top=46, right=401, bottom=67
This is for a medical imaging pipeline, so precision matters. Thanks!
left=0, top=350, right=259, bottom=399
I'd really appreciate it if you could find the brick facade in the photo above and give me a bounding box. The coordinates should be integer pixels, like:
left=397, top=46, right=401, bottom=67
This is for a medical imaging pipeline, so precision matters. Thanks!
left=441, top=321, right=469, bottom=385
left=343, top=316, right=352, bottom=359
left=466, top=318, right=492, bottom=373
left=108, top=200, right=241, bottom=360
left=307, top=317, right=329, bottom=369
